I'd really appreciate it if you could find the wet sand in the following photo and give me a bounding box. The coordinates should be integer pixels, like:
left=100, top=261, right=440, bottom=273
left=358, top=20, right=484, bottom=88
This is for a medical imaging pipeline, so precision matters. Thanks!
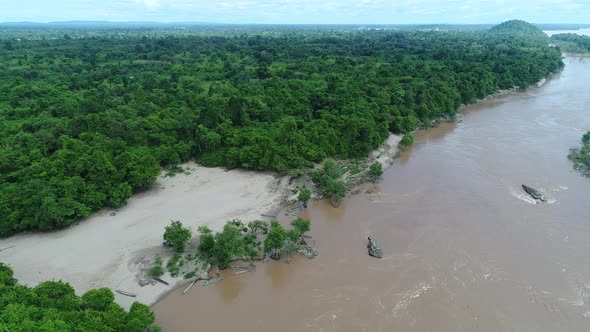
left=154, top=57, right=590, bottom=331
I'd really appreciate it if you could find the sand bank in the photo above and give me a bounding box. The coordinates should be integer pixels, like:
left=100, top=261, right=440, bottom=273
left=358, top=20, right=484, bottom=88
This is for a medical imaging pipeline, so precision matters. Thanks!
left=0, top=132, right=401, bottom=309
left=0, top=163, right=289, bottom=309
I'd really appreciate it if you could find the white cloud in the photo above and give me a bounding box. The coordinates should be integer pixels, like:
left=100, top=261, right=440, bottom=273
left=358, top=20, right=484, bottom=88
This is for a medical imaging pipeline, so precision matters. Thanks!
left=133, top=0, right=160, bottom=11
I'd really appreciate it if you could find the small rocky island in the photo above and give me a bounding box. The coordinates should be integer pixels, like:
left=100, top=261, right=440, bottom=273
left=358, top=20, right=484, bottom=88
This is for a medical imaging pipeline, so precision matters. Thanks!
left=367, top=236, right=383, bottom=258
left=522, top=184, right=546, bottom=202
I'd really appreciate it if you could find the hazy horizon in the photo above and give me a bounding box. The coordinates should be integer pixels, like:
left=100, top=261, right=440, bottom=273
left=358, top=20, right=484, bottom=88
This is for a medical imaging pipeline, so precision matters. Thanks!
left=2, top=0, right=589, bottom=25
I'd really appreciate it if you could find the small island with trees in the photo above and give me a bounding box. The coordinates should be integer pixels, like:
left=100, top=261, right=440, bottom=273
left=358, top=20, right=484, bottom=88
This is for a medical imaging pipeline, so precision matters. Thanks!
left=569, top=132, right=590, bottom=177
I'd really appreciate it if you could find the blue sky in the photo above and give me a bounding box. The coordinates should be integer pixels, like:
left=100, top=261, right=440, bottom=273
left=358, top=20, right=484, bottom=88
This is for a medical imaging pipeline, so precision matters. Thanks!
left=1, top=0, right=589, bottom=24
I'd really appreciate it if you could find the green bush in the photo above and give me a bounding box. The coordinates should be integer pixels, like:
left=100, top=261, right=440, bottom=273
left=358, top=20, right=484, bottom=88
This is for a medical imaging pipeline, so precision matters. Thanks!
left=149, top=256, right=164, bottom=277
left=166, top=253, right=182, bottom=277
left=368, top=162, right=383, bottom=182
left=298, top=187, right=312, bottom=207
left=163, top=220, right=192, bottom=253
left=399, top=134, right=414, bottom=148
left=569, top=131, right=590, bottom=177
left=82, top=288, right=115, bottom=311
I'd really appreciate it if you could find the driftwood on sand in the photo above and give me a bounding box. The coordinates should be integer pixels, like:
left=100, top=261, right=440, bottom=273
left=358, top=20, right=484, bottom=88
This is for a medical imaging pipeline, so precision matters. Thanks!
left=153, top=277, right=169, bottom=285
left=203, top=276, right=224, bottom=286
left=182, top=280, right=198, bottom=295
left=116, top=289, right=137, bottom=297
left=232, top=269, right=251, bottom=276
left=229, top=265, right=251, bottom=271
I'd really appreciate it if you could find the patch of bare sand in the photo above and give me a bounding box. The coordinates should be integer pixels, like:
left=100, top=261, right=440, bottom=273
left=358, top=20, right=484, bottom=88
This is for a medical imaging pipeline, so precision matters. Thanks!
left=0, top=163, right=289, bottom=309
left=370, top=134, right=402, bottom=170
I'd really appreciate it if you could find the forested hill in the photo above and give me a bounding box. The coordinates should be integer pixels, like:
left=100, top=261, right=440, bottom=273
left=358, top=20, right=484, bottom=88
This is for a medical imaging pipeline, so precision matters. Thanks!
left=489, top=19, right=550, bottom=43
left=0, top=21, right=563, bottom=236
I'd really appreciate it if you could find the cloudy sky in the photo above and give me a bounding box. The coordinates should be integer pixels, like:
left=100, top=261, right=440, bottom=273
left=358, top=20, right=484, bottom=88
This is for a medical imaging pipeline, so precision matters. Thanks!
left=1, top=0, right=589, bottom=24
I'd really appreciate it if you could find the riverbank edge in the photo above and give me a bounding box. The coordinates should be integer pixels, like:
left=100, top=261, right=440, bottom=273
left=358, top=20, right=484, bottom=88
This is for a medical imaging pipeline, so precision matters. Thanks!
left=0, top=67, right=560, bottom=313
left=148, top=132, right=403, bottom=308
left=150, top=68, right=564, bottom=308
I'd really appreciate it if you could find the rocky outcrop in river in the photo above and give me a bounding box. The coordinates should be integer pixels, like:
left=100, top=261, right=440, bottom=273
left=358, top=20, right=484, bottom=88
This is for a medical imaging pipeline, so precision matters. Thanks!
left=522, top=185, right=547, bottom=202
left=367, top=236, right=383, bottom=258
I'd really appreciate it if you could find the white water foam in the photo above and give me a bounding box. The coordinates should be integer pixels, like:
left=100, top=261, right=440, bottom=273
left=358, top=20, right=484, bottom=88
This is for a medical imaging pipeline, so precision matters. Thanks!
left=391, top=283, right=432, bottom=317
left=509, top=187, right=537, bottom=205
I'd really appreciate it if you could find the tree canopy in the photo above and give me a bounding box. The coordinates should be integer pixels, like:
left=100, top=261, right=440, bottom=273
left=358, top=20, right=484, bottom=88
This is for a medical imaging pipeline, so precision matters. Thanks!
left=0, top=263, right=157, bottom=332
left=551, top=33, right=590, bottom=53
left=0, top=21, right=563, bottom=235
left=163, top=220, right=192, bottom=253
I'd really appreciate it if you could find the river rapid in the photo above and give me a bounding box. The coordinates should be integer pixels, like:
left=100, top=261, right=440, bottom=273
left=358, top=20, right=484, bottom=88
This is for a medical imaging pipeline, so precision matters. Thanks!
left=153, top=56, right=590, bottom=331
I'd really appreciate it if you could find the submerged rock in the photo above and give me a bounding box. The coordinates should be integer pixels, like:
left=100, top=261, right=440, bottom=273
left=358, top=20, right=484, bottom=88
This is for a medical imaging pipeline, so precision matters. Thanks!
left=297, top=245, right=318, bottom=259
left=367, top=236, right=383, bottom=258
left=522, top=184, right=546, bottom=202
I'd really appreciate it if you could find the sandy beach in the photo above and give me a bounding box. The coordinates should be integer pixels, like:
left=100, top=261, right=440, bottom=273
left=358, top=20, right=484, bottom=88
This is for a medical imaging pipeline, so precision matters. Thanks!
left=0, top=133, right=401, bottom=309
left=0, top=164, right=289, bottom=308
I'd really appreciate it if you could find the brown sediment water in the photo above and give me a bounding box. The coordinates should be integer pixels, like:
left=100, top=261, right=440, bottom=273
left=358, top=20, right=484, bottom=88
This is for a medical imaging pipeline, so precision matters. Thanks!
left=153, top=57, right=590, bottom=331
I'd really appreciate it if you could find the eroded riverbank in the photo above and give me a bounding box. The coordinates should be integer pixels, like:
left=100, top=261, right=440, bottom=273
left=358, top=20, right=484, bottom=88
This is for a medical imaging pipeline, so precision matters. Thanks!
left=153, top=57, right=590, bottom=331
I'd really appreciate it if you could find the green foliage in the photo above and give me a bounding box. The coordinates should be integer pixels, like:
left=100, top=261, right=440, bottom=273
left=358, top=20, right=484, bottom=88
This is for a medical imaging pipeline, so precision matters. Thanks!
left=247, top=220, right=268, bottom=235
left=290, top=168, right=307, bottom=178
left=326, top=179, right=347, bottom=207
left=197, top=221, right=253, bottom=269
left=82, top=288, right=115, bottom=311
left=297, top=187, right=312, bottom=207
left=166, top=253, right=182, bottom=277
left=323, top=160, right=344, bottom=179
left=212, top=223, right=245, bottom=269
left=551, top=33, right=590, bottom=53
left=0, top=22, right=563, bottom=235
left=489, top=20, right=550, bottom=43
left=399, top=134, right=414, bottom=147
left=368, top=162, right=384, bottom=182
left=290, top=218, right=311, bottom=239
left=312, top=161, right=347, bottom=207
left=126, top=302, right=156, bottom=332
left=264, top=221, right=287, bottom=259
left=163, top=220, right=192, bottom=253
left=0, top=264, right=156, bottom=331
left=0, top=263, right=17, bottom=286
left=197, top=226, right=215, bottom=254
left=569, top=132, right=590, bottom=177
left=149, top=256, right=164, bottom=277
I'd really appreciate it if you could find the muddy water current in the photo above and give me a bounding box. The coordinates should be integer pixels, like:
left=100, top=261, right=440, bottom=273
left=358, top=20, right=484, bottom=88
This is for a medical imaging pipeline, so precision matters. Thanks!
left=154, top=57, right=590, bottom=331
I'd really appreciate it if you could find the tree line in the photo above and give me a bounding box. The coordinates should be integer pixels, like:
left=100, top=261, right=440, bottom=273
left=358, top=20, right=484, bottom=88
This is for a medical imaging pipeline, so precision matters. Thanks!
left=550, top=33, right=590, bottom=53
left=0, top=263, right=158, bottom=331
left=0, top=20, right=564, bottom=235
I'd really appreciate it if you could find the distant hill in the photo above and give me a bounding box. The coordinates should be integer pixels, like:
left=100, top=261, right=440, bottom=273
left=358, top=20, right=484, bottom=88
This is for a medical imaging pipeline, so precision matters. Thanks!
left=489, top=20, right=549, bottom=40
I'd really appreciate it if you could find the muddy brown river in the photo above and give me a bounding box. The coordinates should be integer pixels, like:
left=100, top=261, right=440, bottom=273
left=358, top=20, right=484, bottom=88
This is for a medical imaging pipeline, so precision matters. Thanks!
left=154, top=56, right=590, bottom=331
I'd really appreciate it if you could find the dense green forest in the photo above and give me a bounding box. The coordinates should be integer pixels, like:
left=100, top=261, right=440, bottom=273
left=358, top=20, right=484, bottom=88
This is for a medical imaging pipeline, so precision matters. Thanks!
left=569, top=132, right=590, bottom=177
left=0, top=20, right=563, bottom=235
left=0, top=263, right=158, bottom=331
left=550, top=33, right=590, bottom=53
